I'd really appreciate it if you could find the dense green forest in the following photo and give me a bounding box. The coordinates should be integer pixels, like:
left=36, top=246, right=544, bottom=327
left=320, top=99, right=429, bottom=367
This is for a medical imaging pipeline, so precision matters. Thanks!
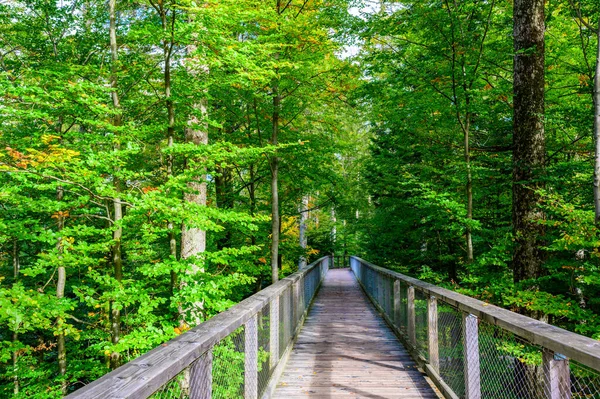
left=1, top=0, right=600, bottom=396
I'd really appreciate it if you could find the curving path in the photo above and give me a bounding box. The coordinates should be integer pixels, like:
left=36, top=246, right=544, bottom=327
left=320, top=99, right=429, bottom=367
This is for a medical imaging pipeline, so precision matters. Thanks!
left=273, top=268, right=440, bottom=399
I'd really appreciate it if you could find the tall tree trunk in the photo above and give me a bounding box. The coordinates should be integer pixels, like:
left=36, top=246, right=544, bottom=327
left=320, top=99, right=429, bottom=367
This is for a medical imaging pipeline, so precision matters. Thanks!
left=270, top=82, right=281, bottom=284
left=12, top=239, right=19, bottom=395
left=464, top=115, right=474, bottom=263
left=157, top=6, right=178, bottom=291
left=180, top=98, right=208, bottom=325
left=593, top=22, right=600, bottom=225
left=180, top=110, right=208, bottom=266
left=215, top=164, right=233, bottom=250
left=298, top=195, right=308, bottom=269
left=13, top=239, right=19, bottom=279
left=109, top=0, right=123, bottom=370
left=331, top=206, right=337, bottom=249
left=56, top=186, right=67, bottom=395
left=248, top=164, right=262, bottom=292
left=512, top=0, right=546, bottom=295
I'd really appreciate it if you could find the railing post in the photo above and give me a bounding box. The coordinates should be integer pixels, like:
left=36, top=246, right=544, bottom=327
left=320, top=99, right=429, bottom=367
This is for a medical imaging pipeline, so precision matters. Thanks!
left=393, top=280, right=401, bottom=328
left=463, top=313, right=481, bottom=399
left=245, top=314, right=258, bottom=399
left=189, top=349, right=213, bottom=399
left=407, top=286, right=416, bottom=348
left=428, top=295, right=439, bottom=372
left=270, top=296, right=279, bottom=370
left=543, top=350, right=571, bottom=399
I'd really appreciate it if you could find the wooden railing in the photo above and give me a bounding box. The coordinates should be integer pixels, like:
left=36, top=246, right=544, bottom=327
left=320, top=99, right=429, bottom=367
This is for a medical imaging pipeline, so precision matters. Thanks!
left=350, top=256, right=600, bottom=399
left=66, top=256, right=330, bottom=399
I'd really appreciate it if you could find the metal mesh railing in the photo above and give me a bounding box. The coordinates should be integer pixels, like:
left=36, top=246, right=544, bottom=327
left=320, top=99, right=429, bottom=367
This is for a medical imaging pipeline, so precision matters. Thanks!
left=67, top=256, right=330, bottom=399
left=438, top=303, right=466, bottom=397
left=350, top=256, right=600, bottom=399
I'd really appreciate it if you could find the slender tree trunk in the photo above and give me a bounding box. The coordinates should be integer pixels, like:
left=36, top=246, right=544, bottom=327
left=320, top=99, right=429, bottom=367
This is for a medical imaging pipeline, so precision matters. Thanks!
left=215, top=164, right=233, bottom=250
left=12, top=239, right=19, bottom=395
left=464, top=115, right=474, bottom=263
left=180, top=108, right=208, bottom=267
left=298, top=196, right=308, bottom=269
left=593, top=22, right=600, bottom=225
left=270, top=82, right=281, bottom=284
left=512, top=0, right=546, bottom=295
left=248, top=164, right=261, bottom=292
left=331, top=206, right=337, bottom=248
left=110, top=197, right=123, bottom=370
left=13, top=239, right=19, bottom=279
left=56, top=186, right=67, bottom=395
left=108, top=0, right=123, bottom=370
left=180, top=99, right=208, bottom=325
left=158, top=8, right=178, bottom=291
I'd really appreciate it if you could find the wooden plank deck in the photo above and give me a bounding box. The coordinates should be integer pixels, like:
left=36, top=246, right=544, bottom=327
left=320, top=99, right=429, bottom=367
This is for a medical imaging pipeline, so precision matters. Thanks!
left=273, top=268, right=440, bottom=399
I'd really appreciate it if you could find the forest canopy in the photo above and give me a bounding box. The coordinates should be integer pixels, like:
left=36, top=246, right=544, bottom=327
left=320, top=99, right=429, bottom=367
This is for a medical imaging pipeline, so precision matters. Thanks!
left=2, top=0, right=600, bottom=397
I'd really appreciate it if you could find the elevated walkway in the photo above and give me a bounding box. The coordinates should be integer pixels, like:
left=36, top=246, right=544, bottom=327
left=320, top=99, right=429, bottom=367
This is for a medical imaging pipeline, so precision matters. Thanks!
left=274, top=269, right=438, bottom=398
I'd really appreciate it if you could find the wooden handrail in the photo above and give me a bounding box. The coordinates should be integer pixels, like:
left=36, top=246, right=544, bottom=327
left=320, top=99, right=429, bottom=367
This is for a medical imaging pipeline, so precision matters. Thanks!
left=67, top=256, right=330, bottom=399
left=350, top=255, right=600, bottom=371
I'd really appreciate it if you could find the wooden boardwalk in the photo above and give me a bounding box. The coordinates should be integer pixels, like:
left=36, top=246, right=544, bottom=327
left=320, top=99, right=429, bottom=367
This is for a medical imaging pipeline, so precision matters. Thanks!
left=273, top=268, right=440, bottom=399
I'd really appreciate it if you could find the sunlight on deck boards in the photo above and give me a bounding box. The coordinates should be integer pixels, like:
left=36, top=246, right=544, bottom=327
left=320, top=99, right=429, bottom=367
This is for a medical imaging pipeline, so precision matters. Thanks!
left=273, top=269, right=441, bottom=399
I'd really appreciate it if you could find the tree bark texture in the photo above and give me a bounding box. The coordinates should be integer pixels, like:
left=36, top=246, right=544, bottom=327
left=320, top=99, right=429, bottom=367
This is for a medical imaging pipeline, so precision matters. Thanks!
left=271, top=85, right=281, bottom=284
left=158, top=6, right=178, bottom=292
left=56, top=186, right=67, bottom=394
left=12, top=240, right=19, bottom=395
left=109, top=0, right=123, bottom=370
left=512, top=0, right=546, bottom=287
left=464, top=116, right=474, bottom=263
left=178, top=37, right=209, bottom=326
left=593, top=22, right=600, bottom=225
left=180, top=102, right=208, bottom=269
left=298, top=195, right=308, bottom=270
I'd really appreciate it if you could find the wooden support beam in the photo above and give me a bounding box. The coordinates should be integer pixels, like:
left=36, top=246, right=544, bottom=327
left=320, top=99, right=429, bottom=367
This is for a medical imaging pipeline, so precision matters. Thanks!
left=543, top=350, right=571, bottom=399
left=463, top=313, right=481, bottom=399
left=407, top=286, right=416, bottom=348
left=270, top=296, right=279, bottom=370
left=428, top=295, right=439, bottom=372
left=189, top=349, right=212, bottom=399
left=245, top=314, right=258, bottom=399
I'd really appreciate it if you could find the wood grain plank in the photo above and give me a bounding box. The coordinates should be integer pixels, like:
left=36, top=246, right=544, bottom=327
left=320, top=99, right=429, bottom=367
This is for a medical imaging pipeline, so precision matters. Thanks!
left=273, top=269, right=440, bottom=399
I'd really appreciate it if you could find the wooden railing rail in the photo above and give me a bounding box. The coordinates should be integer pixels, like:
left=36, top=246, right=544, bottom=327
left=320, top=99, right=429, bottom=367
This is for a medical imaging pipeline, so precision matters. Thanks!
left=66, top=256, right=330, bottom=399
left=350, top=256, right=600, bottom=399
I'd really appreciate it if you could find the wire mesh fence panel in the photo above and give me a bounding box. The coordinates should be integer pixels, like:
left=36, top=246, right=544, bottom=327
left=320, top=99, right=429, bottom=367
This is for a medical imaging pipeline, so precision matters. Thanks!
left=304, top=271, right=313, bottom=308
left=257, top=303, right=271, bottom=398
left=478, top=319, right=547, bottom=399
left=149, top=370, right=190, bottom=399
left=288, top=284, right=296, bottom=343
left=437, top=303, right=465, bottom=398
left=414, top=289, right=429, bottom=361
left=570, top=360, right=600, bottom=398
left=279, top=286, right=289, bottom=357
left=398, top=281, right=408, bottom=337
left=212, top=325, right=246, bottom=399
left=384, top=274, right=393, bottom=317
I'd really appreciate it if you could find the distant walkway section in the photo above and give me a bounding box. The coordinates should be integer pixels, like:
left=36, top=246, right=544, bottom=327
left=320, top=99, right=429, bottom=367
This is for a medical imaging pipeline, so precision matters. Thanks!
left=273, top=268, right=439, bottom=399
